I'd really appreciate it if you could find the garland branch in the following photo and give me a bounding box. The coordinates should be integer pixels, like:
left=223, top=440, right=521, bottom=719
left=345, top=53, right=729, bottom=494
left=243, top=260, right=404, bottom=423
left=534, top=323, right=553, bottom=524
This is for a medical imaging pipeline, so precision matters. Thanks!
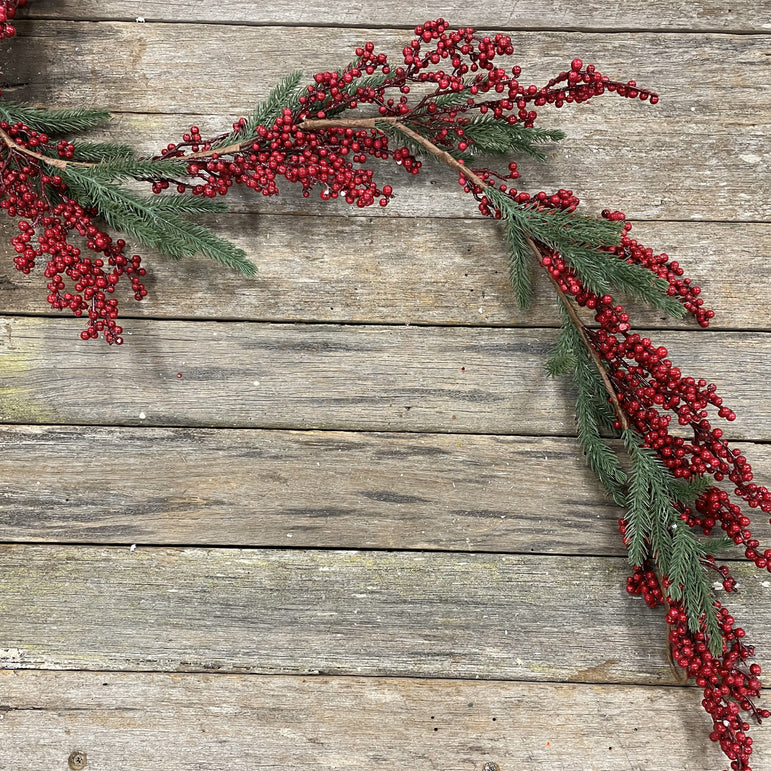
left=0, top=126, right=89, bottom=170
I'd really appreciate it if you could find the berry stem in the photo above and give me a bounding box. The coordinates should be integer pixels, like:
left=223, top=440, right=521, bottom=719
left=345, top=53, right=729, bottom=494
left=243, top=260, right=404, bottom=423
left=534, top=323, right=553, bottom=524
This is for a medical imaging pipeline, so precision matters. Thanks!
left=529, top=235, right=630, bottom=431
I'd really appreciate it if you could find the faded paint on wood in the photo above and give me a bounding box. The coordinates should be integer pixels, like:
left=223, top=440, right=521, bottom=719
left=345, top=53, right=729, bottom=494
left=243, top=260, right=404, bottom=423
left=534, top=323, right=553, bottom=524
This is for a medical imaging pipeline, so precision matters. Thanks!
left=4, top=25, right=768, bottom=221
left=3, top=425, right=771, bottom=554
left=1, top=217, right=769, bottom=330
left=1, top=544, right=769, bottom=683
left=0, top=318, right=769, bottom=439
left=24, top=0, right=765, bottom=32
left=1, top=669, right=761, bottom=771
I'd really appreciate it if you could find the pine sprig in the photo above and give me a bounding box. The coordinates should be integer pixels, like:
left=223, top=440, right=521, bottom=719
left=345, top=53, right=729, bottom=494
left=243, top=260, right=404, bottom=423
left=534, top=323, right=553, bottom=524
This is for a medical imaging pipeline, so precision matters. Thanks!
left=459, top=117, right=566, bottom=161
left=59, top=167, right=255, bottom=275
left=212, top=70, right=304, bottom=149
left=622, top=429, right=723, bottom=654
left=71, top=158, right=191, bottom=183
left=485, top=189, right=684, bottom=318
left=66, top=141, right=136, bottom=163
left=545, top=324, right=578, bottom=378
left=504, top=210, right=534, bottom=309
left=0, top=99, right=111, bottom=135
left=557, top=310, right=628, bottom=505
left=574, top=379, right=628, bottom=506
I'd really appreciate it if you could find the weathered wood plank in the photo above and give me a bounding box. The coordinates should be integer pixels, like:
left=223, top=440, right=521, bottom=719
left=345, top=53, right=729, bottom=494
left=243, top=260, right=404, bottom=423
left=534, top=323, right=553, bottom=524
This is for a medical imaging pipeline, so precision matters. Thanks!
left=1, top=545, right=769, bottom=683
left=3, top=425, right=771, bottom=555
left=4, top=25, right=768, bottom=220
left=23, top=0, right=766, bottom=33
left=2, top=669, right=763, bottom=771
left=1, top=217, right=769, bottom=330
left=1, top=318, right=769, bottom=439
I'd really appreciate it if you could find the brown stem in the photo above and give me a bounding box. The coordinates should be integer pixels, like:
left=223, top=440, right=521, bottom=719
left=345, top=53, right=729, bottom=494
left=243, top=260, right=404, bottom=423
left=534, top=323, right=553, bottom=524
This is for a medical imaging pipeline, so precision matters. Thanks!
left=0, top=127, right=92, bottom=170
left=300, top=117, right=490, bottom=190
left=526, top=233, right=629, bottom=432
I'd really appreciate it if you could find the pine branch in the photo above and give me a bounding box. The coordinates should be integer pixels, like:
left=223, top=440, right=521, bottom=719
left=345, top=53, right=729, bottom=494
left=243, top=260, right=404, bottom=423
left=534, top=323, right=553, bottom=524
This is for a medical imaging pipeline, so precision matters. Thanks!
left=485, top=188, right=684, bottom=318
left=59, top=167, right=255, bottom=275
left=504, top=215, right=534, bottom=310
left=0, top=99, right=111, bottom=135
left=622, top=429, right=723, bottom=655
left=459, top=117, right=565, bottom=161
left=75, top=158, right=191, bottom=182
left=545, top=324, right=578, bottom=378
left=67, top=141, right=136, bottom=163
left=212, top=70, right=304, bottom=149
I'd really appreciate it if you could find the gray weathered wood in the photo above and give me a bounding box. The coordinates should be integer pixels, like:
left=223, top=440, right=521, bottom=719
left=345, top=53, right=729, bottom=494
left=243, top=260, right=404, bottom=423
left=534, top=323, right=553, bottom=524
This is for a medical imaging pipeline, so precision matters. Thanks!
left=3, top=425, right=771, bottom=555
left=1, top=217, right=769, bottom=329
left=23, top=0, right=767, bottom=32
left=1, top=545, right=769, bottom=683
left=2, top=669, right=763, bottom=771
left=4, top=25, right=768, bottom=220
left=1, top=318, right=769, bottom=439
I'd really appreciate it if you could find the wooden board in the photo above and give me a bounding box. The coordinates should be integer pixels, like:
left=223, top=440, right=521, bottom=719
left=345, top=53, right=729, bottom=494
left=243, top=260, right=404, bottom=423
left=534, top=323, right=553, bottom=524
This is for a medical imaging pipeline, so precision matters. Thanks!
left=23, top=0, right=766, bottom=32
left=4, top=25, right=768, bottom=221
left=1, top=318, right=769, bottom=439
left=1, top=544, right=769, bottom=683
left=2, top=217, right=769, bottom=330
left=2, top=669, right=764, bottom=771
left=3, top=425, right=771, bottom=554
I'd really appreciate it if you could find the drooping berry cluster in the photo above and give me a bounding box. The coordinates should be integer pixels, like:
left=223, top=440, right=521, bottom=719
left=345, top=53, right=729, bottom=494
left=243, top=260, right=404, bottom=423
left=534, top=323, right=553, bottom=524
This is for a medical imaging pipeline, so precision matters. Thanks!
left=2, top=121, right=146, bottom=343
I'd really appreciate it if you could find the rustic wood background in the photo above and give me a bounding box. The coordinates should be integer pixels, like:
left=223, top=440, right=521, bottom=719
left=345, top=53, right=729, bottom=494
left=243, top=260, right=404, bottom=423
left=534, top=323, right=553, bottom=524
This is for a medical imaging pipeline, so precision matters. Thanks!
left=1, top=2, right=770, bottom=769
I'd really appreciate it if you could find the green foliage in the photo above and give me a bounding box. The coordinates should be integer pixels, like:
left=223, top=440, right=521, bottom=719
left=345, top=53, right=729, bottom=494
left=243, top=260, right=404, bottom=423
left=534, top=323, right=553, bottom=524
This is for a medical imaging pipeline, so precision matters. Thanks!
left=0, top=99, right=110, bottom=135
left=623, top=429, right=723, bottom=655
left=459, top=117, right=565, bottom=161
left=59, top=166, right=255, bottom=276
left=74, top=158, right=191, bottom=183
left=503, top=213, right=533, bottom=309
left=545, top=324, right=578, bottom=378
left=67, top=142, right=136, bottom=163
left=485, top=188, right=684, bottom=318
left=213, top=71, right=304, bottom=149
left=554, top=309, right=627, bottom=505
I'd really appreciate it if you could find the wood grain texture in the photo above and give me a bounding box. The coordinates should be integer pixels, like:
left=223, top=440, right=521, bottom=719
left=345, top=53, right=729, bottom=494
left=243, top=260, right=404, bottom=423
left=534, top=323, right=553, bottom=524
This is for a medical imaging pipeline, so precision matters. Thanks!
left=1, top=544, right=769, bottom=683
left=23, top=0, right=766, bottom=32
left=2, top=669, right=764, bottom=771
left=1, top=317, right=770, bottom=439
left=1, top=217, right=769, bottom=330
left=4, top=25, right=768, bottom=221
left=3, top=425, right=771, bottom=555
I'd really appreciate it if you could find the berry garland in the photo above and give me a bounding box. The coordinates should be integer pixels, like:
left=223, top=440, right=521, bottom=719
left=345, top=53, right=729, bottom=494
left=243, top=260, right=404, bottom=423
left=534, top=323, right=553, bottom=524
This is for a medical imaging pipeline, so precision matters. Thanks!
left=2, top=5, right=769, bottom=769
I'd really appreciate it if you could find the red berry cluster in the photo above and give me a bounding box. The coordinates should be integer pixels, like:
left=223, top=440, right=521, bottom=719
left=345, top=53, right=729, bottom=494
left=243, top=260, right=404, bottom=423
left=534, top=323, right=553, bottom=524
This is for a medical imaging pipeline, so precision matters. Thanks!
left=160, top=118, right=396, bottom=207
left=158, top=20, right=654, bottom=213
left=0, top=0, right=26, bottom=98
left=625, top=561, right=766, bottom=770
left=603, top=210, right=714, bottom=327
left=669, top=597, right=767, bottom=771
left=0, top=0, right=24, bottom=40
left=2, top=121, right=146, bottom=343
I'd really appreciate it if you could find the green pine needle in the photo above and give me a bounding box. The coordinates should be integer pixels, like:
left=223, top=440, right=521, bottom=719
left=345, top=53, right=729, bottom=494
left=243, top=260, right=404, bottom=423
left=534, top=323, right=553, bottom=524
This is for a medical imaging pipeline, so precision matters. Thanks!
left=504, top=217, right=533, bottom=309
left=622, top=429, right=723, bottom=655
left=459, top=117, right=565, bottom=161
left=74, top=158, right=191, bottom=183
left=68, top=142, right=136, bottom=163
left=0, top=99, right=111, bottom=135
left=545, top=324, right=578, bottom=378
left=59, top=167, right=255, bottom=276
